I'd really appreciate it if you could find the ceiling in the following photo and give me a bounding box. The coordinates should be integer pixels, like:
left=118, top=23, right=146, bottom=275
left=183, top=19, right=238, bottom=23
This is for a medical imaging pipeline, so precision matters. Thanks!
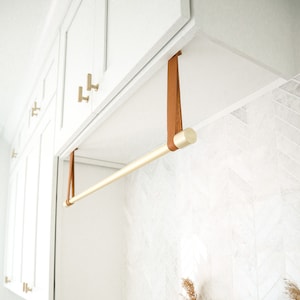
left=0, top=0, right=70, bottom=140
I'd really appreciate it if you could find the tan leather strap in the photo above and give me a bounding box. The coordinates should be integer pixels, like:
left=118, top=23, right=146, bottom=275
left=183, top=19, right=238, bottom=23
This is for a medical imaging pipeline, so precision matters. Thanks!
left=65, top=149, right=77, bottom=207
left=167, top=51, right=183, bottom=151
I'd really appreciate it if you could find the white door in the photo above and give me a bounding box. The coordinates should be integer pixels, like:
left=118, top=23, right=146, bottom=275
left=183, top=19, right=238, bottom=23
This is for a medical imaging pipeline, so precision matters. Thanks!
left=21, top=137, right=40, bottom=292
left=100, top=0, right=190, bottom=104
left=4, top=173, right=17, bottom=284
left=21, top=105, right=55, bottom=299
left=58, top=0, right=106, bottom=142
left=4, top=159, right=27, bottom=294
left=32, top=118, right=55, bottom=300
left=11, top=160, right=26, bottom=286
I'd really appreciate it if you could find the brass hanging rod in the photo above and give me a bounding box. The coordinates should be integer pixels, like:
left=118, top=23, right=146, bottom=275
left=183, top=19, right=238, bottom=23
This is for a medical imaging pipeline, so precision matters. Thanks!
left=64, top=51, right=197, bottom=207
left=63, top=128, right=196, bottom=207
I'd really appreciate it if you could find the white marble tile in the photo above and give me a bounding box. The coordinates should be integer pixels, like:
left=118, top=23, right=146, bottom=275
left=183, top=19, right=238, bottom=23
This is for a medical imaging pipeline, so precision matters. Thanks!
left=273, top=88, right=300, bottom=114
left=124, top=79, right=300, bottom=300
left=257, top=253, right=285, bottom=300
left=294, top=74, right=300, bottom=82
left=232, top=257, right=258, bottom=300
left=286, top=253, right=300, bottom=283
left=274, top=101, right=300, bottom=132
left=276, top=134, right=300, bottom=164
left=278, top=151, right=300, bottom=181
left=280, top=80, right=300, bottom=98
left=275, top=117, right=300, bottom=147
left=278, top=167, right=300, bottom=192
left=231, top=107, right=248, bottom=124
left=254, top=196, right=283, bottom=244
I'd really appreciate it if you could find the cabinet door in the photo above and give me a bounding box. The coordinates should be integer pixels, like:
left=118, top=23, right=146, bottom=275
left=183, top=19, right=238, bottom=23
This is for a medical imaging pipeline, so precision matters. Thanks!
left=4, top=174, right=17, bottom=284
left=33, top=118, right=55, bottom=299
left=21, top=108, right=55, bottom=299
left=101, top=0, right=190, bottom=102
left=12, top=161, right=26, bottom=286
left=4, top=159, right=27, bottom=293
left=21, top=137, right=40, bottom=290
left=58, top=0, right=106, bottom=141
left=28, top=38, right=59, bottom=136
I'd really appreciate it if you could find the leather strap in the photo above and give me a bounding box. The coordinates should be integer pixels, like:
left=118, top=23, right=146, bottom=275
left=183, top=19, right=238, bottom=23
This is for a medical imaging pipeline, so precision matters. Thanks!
left=167, top=51, right=183, bottom=151
left=65, top=148, right=77, bottom=206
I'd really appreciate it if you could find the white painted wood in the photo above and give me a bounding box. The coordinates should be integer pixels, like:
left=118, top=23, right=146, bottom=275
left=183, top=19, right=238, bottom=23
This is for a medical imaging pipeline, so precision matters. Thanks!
left=94, top=0, right=190, bottom=108
left=4, top=174, right=17, bottom=282
left=22, top=138, right=40, bottom=289
left=3, top=157, right=28, bottom=298
left=9, top=38, right=59, bottom=176
left=4, top=103, right=56, bottom=300
left=11, top=161, right=26, bottom=284
left=28, top=38, right=59, bottom=135
left=56, top=0, right=106, bottom=148
left=32, top=117, right=55, bottom=300
left=77, top=35, right=279, bottom=164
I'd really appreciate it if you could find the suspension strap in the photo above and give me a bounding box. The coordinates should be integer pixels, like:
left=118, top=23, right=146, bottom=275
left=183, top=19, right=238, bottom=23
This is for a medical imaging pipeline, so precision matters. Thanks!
left=167, top=51, right=183, bottom=151
left=65, top=148, right=77, bottom=207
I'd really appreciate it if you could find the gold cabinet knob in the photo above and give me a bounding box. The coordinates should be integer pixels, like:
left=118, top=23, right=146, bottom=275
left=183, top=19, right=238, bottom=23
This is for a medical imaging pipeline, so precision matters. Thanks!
left=87, top=73, right=99, bottom=91
left=26, top=284, right=32, bottom=293
left=11, top=149, right=18, bottom=158
left=31, top=101, right=41, bottom=116
left=5, top=276, right=11, bottom=283
left=78, top=86, right=89, bottom=102
left=23, top=282, right=33, bottom=293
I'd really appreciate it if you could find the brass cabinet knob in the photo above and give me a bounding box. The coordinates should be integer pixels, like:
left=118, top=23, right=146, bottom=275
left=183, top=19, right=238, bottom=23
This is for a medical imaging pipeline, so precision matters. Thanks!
left=78, top=86, right=89, bottom=102
left=11, top=149, right=18, bottom=158
left=31, top=101, right=41, bottom=117
left=23, top=282, right=33, bottom=293
left=5, top=276, right=11, bottom=283
left=26, top=284, right=32, bottom=293
left=87, top=73, right=99, bottom=91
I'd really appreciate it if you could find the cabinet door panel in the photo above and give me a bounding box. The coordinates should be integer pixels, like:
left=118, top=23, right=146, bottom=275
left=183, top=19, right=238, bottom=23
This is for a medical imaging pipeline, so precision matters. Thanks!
left=12, top=162, right=26, bottom=283
left=34, top=119, right=54, bottom=296
left=105, top=0, right=190, bottom=93
left=22, top=141, right=40, bottom=286
left=4, top=175, right=17, bottom=280
left=42, top=56, right=58, bottom=107
left=57, top=0, right=106, bottom=147
left=61, top=0, right=96, bottom=129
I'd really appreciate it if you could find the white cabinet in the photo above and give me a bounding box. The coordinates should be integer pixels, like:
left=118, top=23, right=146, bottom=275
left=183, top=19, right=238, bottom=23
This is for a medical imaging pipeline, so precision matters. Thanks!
left=4, top=103, right=56, bottom=300
left=9, top=38, right=58, bottom=171
left=56, top=0, right=106, bottom=145
left=100, top=0, right=190, bottom=105
left=4, top=156, right=27, bottom=292
left=56, top=0, right=191, bottom=151
left=28, top=38, right=59, bottom=133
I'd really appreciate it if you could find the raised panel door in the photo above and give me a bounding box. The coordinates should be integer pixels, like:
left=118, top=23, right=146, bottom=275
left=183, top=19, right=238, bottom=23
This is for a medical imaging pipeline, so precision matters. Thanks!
left=59, top=0, right=106, bottom=136
left=100, top=0, right=190, bottom=104
left=33, top=117, right=55, bottom=300
left=21, top=137, right=40, bottom=291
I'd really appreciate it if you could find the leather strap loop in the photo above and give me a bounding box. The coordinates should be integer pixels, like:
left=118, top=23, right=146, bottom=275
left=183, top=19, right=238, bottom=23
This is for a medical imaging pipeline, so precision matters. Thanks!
left=167, top=51, right=183, bottom=151
left=65, top=148, right=77, bottom=206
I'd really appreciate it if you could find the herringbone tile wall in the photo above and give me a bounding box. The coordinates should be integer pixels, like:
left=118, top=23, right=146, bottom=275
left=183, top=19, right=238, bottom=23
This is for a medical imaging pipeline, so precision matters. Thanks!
left=125, top=77, right=300, bottom=300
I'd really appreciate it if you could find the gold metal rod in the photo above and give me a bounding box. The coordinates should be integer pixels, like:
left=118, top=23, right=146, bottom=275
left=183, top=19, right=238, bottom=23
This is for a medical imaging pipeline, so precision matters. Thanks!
left=64, top=128, right=197, bottom=207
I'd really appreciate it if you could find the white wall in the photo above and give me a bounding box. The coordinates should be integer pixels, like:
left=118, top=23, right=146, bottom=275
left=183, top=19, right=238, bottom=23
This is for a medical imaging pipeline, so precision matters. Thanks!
left=0, top=138, right=22, bottom=300
left=55, top=161, right=126, bottom=300
left=293, top=0, right=300, bottom=74
left=124, top=77, right=300, bottom=299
